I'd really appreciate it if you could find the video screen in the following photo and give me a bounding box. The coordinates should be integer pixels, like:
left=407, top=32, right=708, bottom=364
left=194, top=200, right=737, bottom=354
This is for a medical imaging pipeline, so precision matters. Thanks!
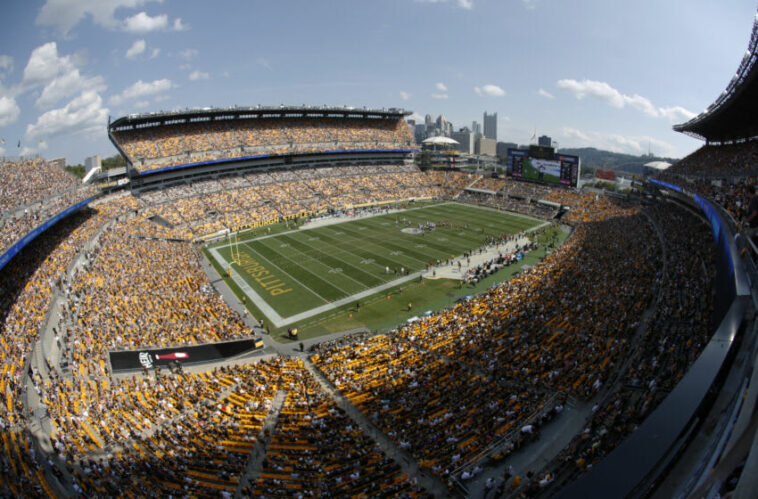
left=508, top=149, right=579, bottom=187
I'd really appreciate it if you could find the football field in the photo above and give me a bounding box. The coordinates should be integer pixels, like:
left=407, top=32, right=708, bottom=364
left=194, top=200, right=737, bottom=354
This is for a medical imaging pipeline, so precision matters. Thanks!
left=207, top=202, right=542, bottom=328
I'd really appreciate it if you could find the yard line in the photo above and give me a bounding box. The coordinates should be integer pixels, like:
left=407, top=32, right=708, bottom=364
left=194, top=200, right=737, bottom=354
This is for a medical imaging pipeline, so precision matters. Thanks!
left=442, top=202, right=543, bottom=225
left=352, top=214, right=490, bottom=252
left=321, top=223, right=431, bottom=266
left=253, top=238, right=350, bottom=300
left=241, top=240, right=331, bottom=305
left=318, top=224, right=429, bottom=264
left=302, top=229, right=413, bottom=278
left=214, top=201, right=460, bottom=249
left=349, top=216, right=483, bottom=256
left=273, top=235, right=372, bottom=292
left=282, top=232, right=387, bottom=283
left=208, top=246, right=285, bottom=324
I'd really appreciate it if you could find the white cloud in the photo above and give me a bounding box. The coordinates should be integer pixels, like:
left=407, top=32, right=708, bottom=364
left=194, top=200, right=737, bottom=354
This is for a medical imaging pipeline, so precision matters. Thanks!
left=26, top=90, right=108, bottom=139
left=109, top=78, right=173, bottom=106
left=19, top=146, right=38, bottom=157
left=399, top=91, right=411, bottom=101
left=658, top=106, right=696, bottom=122
left=189, top=70, right=209, bottom=81
left=435, top=82, right=447, bottom=92
left=415, top=0, right=473, bottom=8
left=22, top=42, right=72, bottom=89
left=0, top=96, right=20, bottom=126
left=150, top=48, right=160, bottom=59
left=431, top=93, right=448, bottom=99
left=558, top=126, right=675, bottom=156
left=557, top=78, right=626, bottom=107
left=0, top=55, right=13, bottom=73
left=538, top=88, right=554, bottom=99
left=560, top=126, right=590, bottom=142
left=19, top=42, right=106, bottom=110
left=257, top=57, right=272, bottom=71
left=36, top=0, right=163, bottom=34
left=122, top=12, right=186, bottom=33
left=125, top=39, right=146, bottom=59
left=557, top=78, right=695, bottom=121
left=36, top=69, right=106, bottom=109
left=124, top=11, right=167, bottom=32
left=179, top=49, right=199, bottom=61
left=474, top=84, right=506, bottom=97
left=133, top=100, right=150, bottom=108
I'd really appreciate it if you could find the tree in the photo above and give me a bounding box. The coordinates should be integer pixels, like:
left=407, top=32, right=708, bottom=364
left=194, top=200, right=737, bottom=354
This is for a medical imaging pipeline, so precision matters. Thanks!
left=65, top=164, right=85, bottom=178
left=101, top=154, right=126, bottom=170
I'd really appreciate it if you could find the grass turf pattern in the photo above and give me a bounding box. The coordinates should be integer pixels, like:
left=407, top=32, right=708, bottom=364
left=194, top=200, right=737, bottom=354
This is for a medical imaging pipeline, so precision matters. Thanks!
left=210, top=203, right=539, bottom=321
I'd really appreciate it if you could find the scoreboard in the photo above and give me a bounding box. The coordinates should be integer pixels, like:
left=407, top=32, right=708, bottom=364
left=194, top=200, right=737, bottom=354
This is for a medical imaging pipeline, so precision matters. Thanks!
left=508, top=148, right=579, bottom=187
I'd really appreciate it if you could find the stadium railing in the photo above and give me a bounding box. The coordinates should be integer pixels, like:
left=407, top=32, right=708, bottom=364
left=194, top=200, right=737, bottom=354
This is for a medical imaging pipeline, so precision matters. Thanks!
left=0, top=196, right=96, bottom=272
left=556, top=179, right=753, bottom=498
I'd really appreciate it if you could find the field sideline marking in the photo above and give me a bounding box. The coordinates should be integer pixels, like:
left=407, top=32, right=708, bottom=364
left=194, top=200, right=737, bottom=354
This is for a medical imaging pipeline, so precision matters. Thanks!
left=241, top=239, right=331, bottom=305
left=319, top=223, right=431, bottom=267
left=278, top=232, right=386, bottom=287
left=211, top=241, right=427, bottom=328
left=206, top=202, right=548, bottom=328
left=277, top=270, right=425, bottom=327
left=211, top=201, right=463, bottom=250
left=255, top=236, right=370, bottom=294
left=208, top=246, right=285, bottom=325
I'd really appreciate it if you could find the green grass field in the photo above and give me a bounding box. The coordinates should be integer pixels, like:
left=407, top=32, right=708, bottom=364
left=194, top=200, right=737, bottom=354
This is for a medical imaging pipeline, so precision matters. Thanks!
left=205, top=202, right=548, bottom=340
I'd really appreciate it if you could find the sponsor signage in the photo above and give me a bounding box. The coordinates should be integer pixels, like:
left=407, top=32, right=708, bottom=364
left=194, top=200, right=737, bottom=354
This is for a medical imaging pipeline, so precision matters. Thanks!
left=109, top=338, right=260, bottom=372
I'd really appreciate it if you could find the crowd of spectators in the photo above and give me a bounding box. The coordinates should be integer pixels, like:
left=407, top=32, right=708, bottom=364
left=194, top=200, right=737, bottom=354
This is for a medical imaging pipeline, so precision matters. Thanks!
left=52, top=363, right=278, bottom=496
left=664, top=141, right=758, bottom=177
left=653, top=172, right=755, bottom=227
left=470, top=177, right=507, bottom=192
left=457, top=191, right=558, bottom=220
left=113, top=117, right=415, bottom=173
left=252, top=357, right=424, bottom=497
left=526, top=200, right=715, bottom=497
left=0, top=159, right=98, bottom=258
left=61, top=217, right=253, bottom=378
left=0, top=159, right=79, bottom=213
left=27, top=351, right=429, bottom=496
left=312, top=197, right=662, bottom=488
left=0, top=141, right=730, bottom=497
left=0, top=194, right=138, bottom=496
left=132, top=165, right=443, bottom=238
left=424, top=170, right=481, bottom=197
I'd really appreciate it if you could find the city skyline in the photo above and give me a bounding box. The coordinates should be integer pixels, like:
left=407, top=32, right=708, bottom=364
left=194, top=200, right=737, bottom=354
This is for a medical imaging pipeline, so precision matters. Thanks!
left=0, top=0, right=756, bottom=164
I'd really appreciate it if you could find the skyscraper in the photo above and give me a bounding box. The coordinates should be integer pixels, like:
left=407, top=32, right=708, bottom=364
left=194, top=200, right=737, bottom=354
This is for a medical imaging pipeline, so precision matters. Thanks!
left=483, top=112, right=497, bottom=141
left=471, top=121, right=481, bottom=138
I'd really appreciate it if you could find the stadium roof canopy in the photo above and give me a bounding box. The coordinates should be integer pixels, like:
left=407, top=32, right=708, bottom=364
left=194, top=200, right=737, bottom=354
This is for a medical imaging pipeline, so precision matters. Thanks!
left=674, top=12, right=758, bottom=143
left=421, top=136, right=459, bottom=146
left=109, top=105, right=411, bottom=131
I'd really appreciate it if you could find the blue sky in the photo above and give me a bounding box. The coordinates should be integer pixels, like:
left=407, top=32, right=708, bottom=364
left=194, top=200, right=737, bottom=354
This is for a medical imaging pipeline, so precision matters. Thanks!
left=0, top=0, right=756, bottom=164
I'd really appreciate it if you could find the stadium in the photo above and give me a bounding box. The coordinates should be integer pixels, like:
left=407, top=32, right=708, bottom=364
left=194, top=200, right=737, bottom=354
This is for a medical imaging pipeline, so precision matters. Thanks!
left=2, top=10, right=758, bottom=499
